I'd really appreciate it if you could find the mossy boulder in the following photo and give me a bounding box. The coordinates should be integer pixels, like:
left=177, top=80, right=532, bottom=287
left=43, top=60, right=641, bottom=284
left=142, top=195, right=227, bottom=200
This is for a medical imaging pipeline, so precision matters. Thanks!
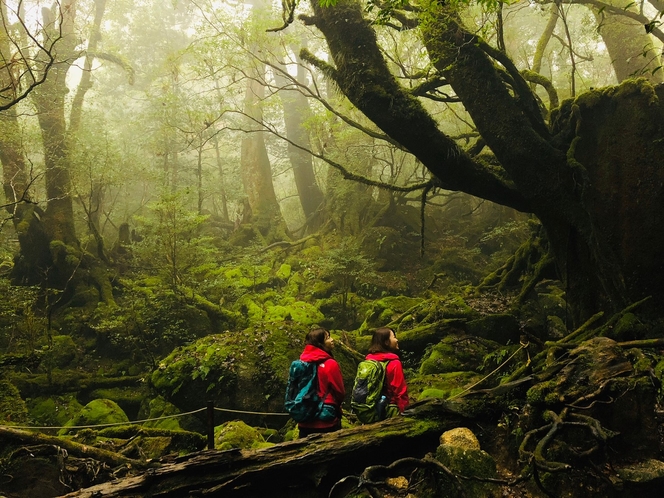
left=263, top=301, right=325, bottom=326
left=59, top=399, right=129, bottom=435
left=397, top=319, right=465, bottom=356
left=222, top=264, right=272, bottom=291
left=435, top=427, right=499, bottom=497
left=234, top=294, right=324, bottom=328
left=83, top=386, right=147, bottom=420
left=214, top=420, right=273, bottom=450
left=608, top=312, right=648, bottom=341
left=0, top=380, right=28, bottom=424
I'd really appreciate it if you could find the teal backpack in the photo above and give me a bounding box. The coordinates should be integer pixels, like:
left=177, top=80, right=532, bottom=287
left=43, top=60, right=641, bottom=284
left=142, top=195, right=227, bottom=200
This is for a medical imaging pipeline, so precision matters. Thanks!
left=351, top=360, right=390, bottom=424
left=284, top=360, right=326, bottom=422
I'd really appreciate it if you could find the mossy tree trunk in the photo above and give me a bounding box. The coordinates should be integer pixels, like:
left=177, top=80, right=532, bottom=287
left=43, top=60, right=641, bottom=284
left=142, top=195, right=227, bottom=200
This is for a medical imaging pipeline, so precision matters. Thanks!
left=0, top=2, right=52, bottom=283
left=301, top=0, right=664, bottom=326
left=3, top=0, right=114, bottom=305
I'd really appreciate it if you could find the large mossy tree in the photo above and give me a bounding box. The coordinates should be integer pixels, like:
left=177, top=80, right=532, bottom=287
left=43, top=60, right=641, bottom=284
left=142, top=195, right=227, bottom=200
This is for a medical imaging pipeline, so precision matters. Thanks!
left=295, top=0, right=664, bottom=325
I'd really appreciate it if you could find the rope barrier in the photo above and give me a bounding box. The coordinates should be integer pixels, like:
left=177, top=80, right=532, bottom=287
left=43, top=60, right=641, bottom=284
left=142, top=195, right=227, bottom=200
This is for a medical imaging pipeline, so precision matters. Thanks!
left=0, top=403, right=294, bottom=432
left=449, top=341, right=529, bottom=400
left=213, top=407, right=290, bottom=416
left=0, top=407, right=208, bottom=431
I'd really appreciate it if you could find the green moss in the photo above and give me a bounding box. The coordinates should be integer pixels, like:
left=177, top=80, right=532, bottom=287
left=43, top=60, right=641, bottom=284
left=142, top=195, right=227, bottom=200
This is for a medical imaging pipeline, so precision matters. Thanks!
left=26, top=395, right=83, bottom=426
left=223, top=264, right=272, bottom=289
left=609, top=312, right=647, bottom=341
left=0, top=380, right=28, bottom=425
left=263, top=301, right=324, bottom=326
left=141, top=396, right=182, bottom=430
left=409, top=371, right=480, bottom=400
left=419, top=336, right=496, bottom=375
left=214, top=420, right=273, bottom=450
left=150, top=324, right=321, bottom=417
left=359, top=295, right=424, bottom=333
left=45, top=335, right=78, bottom=368
left=236, top=296, right=264, bottom=323
left=435, top=444, right=498, bottom=496
left=59, top=399, right=129, bottom=435
left=525, top=379, right=557, bottom=405
left=284, top=271, right=305, bottom=297
left=276, top=264, right=291, bottom=280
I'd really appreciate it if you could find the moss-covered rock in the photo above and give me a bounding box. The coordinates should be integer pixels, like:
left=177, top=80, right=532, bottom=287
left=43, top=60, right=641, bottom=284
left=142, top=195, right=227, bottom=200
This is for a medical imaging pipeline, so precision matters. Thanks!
left=435, top=427, right=499, bottom=497
left=214, top=420, right=273, bottom=450
left=608, top=312, right=648, bottom=341
left=523, top=337, right=659, bottom=460
left=59, top=399, right=129, bottom=435
left=83, top=386, right=147, bottom=420
left=263, top=301, right=325, bottom=326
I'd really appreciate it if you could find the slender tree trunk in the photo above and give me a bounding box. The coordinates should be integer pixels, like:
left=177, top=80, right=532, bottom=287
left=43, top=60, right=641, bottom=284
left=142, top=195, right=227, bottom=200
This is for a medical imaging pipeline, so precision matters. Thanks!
left=239, top=57, right=289, bottom=242
left=274, top=47, right=324, bottom=232
left=592, top=2, right=664, bottom=84
left=212, top=133, right=230, bottom=222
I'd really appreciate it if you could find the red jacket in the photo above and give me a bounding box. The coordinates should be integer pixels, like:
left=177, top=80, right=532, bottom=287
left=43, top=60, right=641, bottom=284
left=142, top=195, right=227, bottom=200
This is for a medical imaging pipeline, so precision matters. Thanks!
left=366, top=352, right=409, bottom=413
left=297, top=345, right=346, bottom=429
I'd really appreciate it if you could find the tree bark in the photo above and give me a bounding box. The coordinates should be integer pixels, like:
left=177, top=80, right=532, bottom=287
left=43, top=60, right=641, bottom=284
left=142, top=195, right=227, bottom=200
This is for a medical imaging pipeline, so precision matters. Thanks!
left=275, top=48, right=324, bottom=232
left=592, top=2, right=664, bottom=84
left=302, top=0, right=664, bottom=324
left=238, top=10, right=290, bottom=243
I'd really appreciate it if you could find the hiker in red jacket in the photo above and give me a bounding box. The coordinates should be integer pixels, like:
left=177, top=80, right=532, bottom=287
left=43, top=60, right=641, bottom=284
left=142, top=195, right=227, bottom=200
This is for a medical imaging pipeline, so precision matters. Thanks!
left=366, top=327, right=409, bottom=417
left=297, top=328, right=346, bottom=437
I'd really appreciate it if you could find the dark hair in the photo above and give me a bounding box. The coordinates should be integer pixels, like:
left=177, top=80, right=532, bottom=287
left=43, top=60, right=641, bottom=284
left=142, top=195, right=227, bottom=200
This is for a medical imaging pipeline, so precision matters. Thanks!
left=305, top=327, right=329, bottom=351
left=368, top=327, right=395, bottom=354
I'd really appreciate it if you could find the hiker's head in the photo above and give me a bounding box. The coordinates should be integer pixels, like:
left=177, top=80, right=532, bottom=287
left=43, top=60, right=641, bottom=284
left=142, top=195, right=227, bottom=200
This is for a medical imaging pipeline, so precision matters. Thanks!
left=368, top=327, right=398, bottom=353
left=306, top=327, right=334, bottom=352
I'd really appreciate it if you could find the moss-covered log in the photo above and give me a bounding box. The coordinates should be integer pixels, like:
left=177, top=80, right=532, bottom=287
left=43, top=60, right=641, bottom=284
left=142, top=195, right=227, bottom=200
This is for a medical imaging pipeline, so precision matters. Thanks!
left=10, top=373, right=143, bottom=399
left=58, top=403, right=468, bottom=498
left=0, top=426, right=152, bottom=469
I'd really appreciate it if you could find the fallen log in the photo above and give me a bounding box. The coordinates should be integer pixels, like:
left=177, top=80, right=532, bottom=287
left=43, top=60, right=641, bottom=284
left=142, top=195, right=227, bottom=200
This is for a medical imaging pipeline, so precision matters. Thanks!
left=0, top=426, right=152, bottom=469
left=58, top=400, right=468, bottom=498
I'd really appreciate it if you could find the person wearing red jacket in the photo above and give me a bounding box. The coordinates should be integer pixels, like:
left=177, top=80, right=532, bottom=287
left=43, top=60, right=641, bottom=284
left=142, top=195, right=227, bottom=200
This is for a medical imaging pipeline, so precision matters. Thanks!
left=366, top=327, right=409, bottom=417
left=297, top=328, right=346, bottom=437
